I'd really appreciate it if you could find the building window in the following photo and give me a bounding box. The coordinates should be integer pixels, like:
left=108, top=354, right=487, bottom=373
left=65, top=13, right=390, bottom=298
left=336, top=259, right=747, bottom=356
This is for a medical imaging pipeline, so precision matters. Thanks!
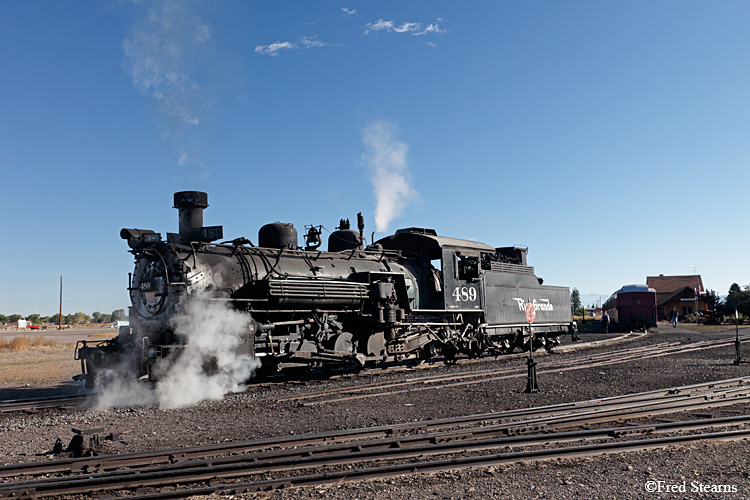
left=682, top=306, right=693, bottom=315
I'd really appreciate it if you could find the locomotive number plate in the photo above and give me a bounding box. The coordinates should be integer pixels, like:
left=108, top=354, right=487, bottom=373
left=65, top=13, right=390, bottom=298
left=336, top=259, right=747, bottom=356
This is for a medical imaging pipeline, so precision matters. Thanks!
left=452, top=286, right=477, bottom=302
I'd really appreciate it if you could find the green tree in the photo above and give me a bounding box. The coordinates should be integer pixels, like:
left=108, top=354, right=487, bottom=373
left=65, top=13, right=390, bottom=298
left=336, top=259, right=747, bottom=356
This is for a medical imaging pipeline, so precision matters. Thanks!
left=8, top=314, right=22, bottom=323
left=25, top=314, right=41, bottom=324
left=571, top=288, right=582, bottom=316
left=110, top=309, right=127, bottom=322
left=69, top=312, right=90, bottom=324
left=703, top=290, right=723, bottom=325
left=570, top=288, right=586, bottom=317
left=725, top=283, right=750, bottom=319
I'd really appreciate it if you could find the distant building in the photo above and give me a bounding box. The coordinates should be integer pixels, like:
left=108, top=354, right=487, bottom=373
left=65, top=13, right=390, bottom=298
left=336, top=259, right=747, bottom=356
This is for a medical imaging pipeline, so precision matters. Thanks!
left=646, top=274, right=705, bottom=319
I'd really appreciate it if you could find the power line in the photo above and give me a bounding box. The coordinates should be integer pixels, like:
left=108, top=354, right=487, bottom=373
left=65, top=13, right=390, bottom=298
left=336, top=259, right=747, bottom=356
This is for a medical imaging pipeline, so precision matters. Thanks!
left=0, top=285, right=60, bottom=289
left=0, top=274, right=68, bottom=277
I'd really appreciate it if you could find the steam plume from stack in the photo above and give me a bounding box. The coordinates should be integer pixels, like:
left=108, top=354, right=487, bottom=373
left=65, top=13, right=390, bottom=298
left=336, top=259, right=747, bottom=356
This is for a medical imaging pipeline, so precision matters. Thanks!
left=361, top=119, right=420, bottom=233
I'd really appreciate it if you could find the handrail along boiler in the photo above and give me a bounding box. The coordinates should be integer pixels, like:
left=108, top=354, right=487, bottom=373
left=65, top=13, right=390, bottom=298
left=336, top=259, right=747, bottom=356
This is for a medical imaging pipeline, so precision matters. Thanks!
left=75, top=192, right=576, bottom=387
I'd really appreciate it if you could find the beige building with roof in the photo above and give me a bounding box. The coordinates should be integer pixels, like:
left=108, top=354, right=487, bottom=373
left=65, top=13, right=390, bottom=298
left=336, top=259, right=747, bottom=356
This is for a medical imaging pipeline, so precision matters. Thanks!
left=646, top=274, right=706, bottom=320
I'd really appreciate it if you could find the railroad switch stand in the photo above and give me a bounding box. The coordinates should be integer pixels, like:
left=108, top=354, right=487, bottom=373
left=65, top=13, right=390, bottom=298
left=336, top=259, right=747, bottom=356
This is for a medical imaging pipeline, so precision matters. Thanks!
left=734, top=336, right=746, bottom=366
left=523, top=319, right=540, bottom=394
left=731, top=307, right=746, bottom=366
left=735, top=338, right=742, bottom=365
left=525, top=356, right=539, bottom=393
left=53, top=428, right=124, bottom=458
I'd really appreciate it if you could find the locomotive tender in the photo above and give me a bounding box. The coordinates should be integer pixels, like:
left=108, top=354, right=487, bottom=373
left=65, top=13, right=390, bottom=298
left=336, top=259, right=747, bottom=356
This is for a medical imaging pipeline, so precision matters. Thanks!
left=75, top=191, right=576, bottom=388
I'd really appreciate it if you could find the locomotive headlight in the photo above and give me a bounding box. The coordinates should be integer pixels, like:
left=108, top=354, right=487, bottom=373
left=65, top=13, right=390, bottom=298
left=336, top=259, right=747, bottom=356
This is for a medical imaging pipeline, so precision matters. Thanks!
left=121, top=228, right=162, bottom=249
left=148, top=347, right=156, bottom=358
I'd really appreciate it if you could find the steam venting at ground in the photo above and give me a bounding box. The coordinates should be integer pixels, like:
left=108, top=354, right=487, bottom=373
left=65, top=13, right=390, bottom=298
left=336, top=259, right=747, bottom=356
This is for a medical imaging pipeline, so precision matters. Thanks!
left=157, top=296, right=259, bottom=408
left=361, top=119, right=420, bottom=233
left=95, top=297, right=260, bottom=410
left=122, top=0, right=213, bottom=182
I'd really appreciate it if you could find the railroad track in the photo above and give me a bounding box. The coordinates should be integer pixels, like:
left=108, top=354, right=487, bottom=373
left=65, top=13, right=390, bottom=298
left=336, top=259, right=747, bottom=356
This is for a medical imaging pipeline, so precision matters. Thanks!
left=0, top=333, right=744, bottom=415
left=0, top=394, right=91, bottom=414
left=0, top=332, right=643, bottom=414
left=2, top=377, right=750, bottom=498
left=110, top=424, right=750, bottom=500
left=279, top=336, right=750, bottom=405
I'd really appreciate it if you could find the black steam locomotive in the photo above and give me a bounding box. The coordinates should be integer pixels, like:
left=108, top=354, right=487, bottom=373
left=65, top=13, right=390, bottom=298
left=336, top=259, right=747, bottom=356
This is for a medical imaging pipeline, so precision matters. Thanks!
left=75, top=192, right=575, bottom=388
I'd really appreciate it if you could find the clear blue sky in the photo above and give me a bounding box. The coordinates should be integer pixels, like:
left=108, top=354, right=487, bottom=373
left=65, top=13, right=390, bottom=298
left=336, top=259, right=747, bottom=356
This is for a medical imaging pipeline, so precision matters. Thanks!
left=2, top=0, right=748, bottom=317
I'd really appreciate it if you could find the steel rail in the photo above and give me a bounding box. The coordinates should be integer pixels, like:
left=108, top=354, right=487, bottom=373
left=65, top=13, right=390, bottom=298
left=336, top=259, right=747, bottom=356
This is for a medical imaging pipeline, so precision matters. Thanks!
left=2, top=416, right=749, bottom=499
left=276, top=341, right=685, bottom=403
left=294, top=338, right=727, bottom=402
left=295, top=338, right=750, bottom=405
left=0, top=394, right=91, bottom=414
left=148, top=427, right=750, bottom=499
left=0, top=333, right=648, bottom=415
left=2, top=377, right=749, bottom=480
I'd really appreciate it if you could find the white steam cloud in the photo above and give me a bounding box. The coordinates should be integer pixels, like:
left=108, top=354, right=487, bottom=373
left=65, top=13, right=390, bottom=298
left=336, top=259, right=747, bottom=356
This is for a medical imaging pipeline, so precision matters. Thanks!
left=95, top=297, right=260, bottom=410
left=156, top=297, right=259, bottom=408
left=122, top=0, right=213, bottom=180
left=361, top=120, right=420, bottom=233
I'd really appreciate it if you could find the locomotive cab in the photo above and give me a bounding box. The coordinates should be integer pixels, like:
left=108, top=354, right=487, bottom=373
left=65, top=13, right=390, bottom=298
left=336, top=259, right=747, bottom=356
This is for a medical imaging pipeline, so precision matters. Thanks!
left=375, top=228, right=493, bottom=312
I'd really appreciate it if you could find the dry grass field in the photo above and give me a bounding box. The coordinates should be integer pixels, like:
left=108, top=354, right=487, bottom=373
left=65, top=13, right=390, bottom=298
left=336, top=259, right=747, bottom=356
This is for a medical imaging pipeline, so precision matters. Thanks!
left=0, top=340, right=79, bottom=387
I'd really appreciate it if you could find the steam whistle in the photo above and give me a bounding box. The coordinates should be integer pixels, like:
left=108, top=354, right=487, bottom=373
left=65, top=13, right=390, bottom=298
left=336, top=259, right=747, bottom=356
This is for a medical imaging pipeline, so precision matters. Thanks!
left=357, top=212, right=365, bottom=245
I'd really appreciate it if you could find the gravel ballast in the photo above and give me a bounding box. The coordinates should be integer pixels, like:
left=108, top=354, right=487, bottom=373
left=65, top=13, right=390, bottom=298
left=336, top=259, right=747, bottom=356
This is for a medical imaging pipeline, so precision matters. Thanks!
left=2, top=325, right=750, bottom=499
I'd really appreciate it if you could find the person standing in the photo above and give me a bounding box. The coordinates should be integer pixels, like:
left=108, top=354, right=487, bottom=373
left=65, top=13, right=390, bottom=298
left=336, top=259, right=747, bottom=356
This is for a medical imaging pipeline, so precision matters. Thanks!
left=601, top=311, right=610, bottom=333
left=670, top=307, right=678, bottom=328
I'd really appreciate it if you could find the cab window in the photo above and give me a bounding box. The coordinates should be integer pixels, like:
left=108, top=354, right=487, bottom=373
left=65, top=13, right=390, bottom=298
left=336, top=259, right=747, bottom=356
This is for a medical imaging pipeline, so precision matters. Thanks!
left=456, top=255, right=479, bottom=281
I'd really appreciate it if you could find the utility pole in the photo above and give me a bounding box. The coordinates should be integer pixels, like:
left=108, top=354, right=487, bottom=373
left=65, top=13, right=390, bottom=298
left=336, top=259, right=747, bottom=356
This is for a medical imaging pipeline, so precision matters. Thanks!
left=58, top=275, right=63, bottom=331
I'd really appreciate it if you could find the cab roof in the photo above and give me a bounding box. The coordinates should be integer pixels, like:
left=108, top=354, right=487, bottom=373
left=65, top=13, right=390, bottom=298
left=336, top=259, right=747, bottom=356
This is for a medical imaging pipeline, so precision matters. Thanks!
left=375, top=228, right=495, bottom=259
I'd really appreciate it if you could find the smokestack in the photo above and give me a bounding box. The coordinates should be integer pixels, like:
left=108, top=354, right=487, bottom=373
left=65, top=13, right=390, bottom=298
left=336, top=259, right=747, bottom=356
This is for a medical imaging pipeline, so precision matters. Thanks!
left=174, top=191, right=208, bottom=238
